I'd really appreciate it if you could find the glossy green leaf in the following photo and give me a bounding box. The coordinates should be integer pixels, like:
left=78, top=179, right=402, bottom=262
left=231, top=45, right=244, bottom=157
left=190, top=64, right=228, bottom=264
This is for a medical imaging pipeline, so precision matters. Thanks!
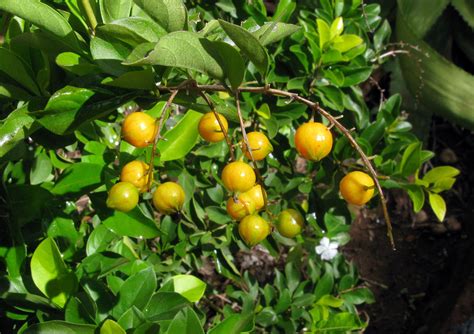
left=100, top=319, right=126, bottom=334
left=0, top=0, right=80, bottom=51
left=86, top=224, right=118, bottom=256
left=253, top=22, right=300, bottom=46
left=103, top=208, right=160, bottom=238
left=314, top=272, right=334, bottom=301
left=56, top=52, right=101, bottom=76
left=317, top=295, right=344, bottom=308
left=422, top=166, right=460, bottom=184
left=125, top=31, right=244, bottom=89
left=166, top=307, right=204, bottom=334
left=405, top=184, right=425, bottom=212
left=91, top=32, right=131, bottom=76
left=397, top=0, right=450, bottom=37
left=112, top=267, right=157, bottom=319
left=0, top=83, right=31, bottom=100
left=143, top=292, right=190, bottom=321
left=100, top=0, right=133, bottom=23
left=0, top=48, right=40, bottom=95
left=24, top=321, right=96, bottom=334
left=97, top=17, right=166, bottom=46
left=330, top=17, right=344, bottom=39
left=452, top=0, right=474, bottom=28
left=52, top=163, right=103, bottom=195
left=117, top=306, right=147, bottom=330
left=341, top=288, right=375, bottom=305
left=399, top=142, right=421, bottom=177
left=172, top=274, right=206, bottom=302
left=157, top=110, right=201, bottom=161
left=208, top=311, right=254, bottom=334
left=133, top=0, right=188, bottom=32
left=30, top=152, right=53, bottom=185
left=102, top=70, right=155, bottom=90
left=218, top=19, right=269, bottom=74
left=317, top=19, right=331, bottom=48
left=65, top=295, right=96, bottom=324
left=428, top=192, right=446, bottom=221
left=78, top=252, right=130, bottom=279
left=0, top=104, right=36, bottom=158
left=332, top=34, right=363, bottom=53
left=31, top=238, right=77, bottom=308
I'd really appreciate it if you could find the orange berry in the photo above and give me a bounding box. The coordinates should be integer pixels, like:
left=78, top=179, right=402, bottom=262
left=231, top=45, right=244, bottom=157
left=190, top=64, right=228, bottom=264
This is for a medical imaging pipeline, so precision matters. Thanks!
left=242, top=184, right=266, bottom=211
left=242, top=132, right=273, bottom=161
left=238, top=214, right=271, bottom=246
left=294, top=121, right=333, bottom=161
left=276, top=209, right=304, bottom=238
left=339, top=171, right=374, bottom=206
left=198, top=112, right=228, bottom=143
left=120, top=160, right=151, bottom=193
left=152, top=182, right=185, bottom=214
left=121, top=112, right=157, bottom=148
left=226, top=193, right=256, bottom=220
left=221, top=161, right=256, bottom=193
left=106, top=182, right=139, bottom=212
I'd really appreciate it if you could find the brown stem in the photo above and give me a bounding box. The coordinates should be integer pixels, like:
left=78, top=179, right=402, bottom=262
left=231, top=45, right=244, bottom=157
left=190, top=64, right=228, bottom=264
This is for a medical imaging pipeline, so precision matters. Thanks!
left=158, top=83, right=395, bottom=249
left=198, top=91, right=235, bottom=161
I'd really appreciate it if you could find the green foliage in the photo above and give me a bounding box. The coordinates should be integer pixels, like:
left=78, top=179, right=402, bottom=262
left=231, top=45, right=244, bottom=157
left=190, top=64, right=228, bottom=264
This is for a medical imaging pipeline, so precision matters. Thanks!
left=0, top=0, right=458, bottom=333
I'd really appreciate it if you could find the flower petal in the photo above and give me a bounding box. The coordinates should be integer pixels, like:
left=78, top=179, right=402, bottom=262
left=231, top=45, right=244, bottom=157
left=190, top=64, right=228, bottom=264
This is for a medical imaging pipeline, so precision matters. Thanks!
left=329, top=242, right=339, bottom=250
left=320, top=237, right=330, bottom=246
left=315, top=245, right=325, bottom=254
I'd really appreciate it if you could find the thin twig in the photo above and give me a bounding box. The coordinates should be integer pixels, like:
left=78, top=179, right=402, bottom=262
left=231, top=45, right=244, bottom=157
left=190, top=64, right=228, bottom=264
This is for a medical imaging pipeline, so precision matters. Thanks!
left=198, top=91, right=235, bottom=161
left=158, top=83, right=395, bottom=249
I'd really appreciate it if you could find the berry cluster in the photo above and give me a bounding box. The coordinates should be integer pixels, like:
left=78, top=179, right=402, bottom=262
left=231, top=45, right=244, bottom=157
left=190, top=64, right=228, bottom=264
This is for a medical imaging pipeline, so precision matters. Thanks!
left=107, top=109, right=376, bottom=247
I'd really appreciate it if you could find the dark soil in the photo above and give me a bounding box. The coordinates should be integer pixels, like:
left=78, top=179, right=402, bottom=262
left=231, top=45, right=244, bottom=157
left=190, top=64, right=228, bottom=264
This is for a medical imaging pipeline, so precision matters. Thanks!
left=345, top=119, right=474, bottom=334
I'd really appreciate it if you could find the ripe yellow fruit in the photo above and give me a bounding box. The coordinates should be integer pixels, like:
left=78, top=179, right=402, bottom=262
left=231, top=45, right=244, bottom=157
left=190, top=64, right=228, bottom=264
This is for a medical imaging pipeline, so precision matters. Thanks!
left=226, top=193, right=256, bottom=220
left=198, top=111, right=228, bottom=143
left=242, top=132, right=273, bottom=161
left=339, top=171, right=375, bottom=206
left=121, top=112, right=157, bottom=148
left=294, top=121, right=333, bottom=161
left=120, top=160, right=150, bottom=193
left=221, top=161, right=256, bottom=193
left=106, top=182, right=139, bottom=212
left=152, top=182, right=185, bottom=214
left=242, top=184, right=266, bottom=211
left=238, top=214, right=271, bottom=246
left=276, top=209, right=304, bottom=238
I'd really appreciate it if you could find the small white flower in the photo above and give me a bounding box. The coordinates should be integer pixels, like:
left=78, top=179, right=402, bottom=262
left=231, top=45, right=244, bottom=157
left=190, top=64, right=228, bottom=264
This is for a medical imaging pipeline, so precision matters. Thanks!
left=315, top=237, right=339, bottom=261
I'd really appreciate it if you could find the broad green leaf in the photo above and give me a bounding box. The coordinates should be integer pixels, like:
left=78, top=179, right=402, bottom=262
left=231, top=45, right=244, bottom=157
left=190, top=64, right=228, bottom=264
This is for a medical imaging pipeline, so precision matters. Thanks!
left=133, top=0, right=188, bottom=32
left=125, top=31, right=244, bottom=89
left=91, top=31, right=132, bottom=76
left=24, top=321, right=95, bottom=334
left=253, top=22, right=300, bottom=46
left=397, top=0, right=450, bottom=37
left=166, top=308, right=204, bottom=334
left=52, top=163, right=103, bottom=195
left=143, top=292, right=190, bottom=321
left=428, top=192, right=446, bottom=221
left=31, top=238, right=77, bottom=308
left=102, top=70, right=155, bottom=90
left=405, top=184, right=425, bottom=212
left=78, top=252, right=130, bottom=279
left=103, top=207, right=160, bottom=238
left=97, top=17, right=166, bottom=46
left=0, top=104, right=36, bottom=158
left=341, top=288, right=375, bottom=305
left=208, top=311, right=254, bottom=334
left=341, top=67, right=372, bottom=87
left=0, top=0, right=80, bottom=51
left=273, top=0, right=296, bottom=22
left=0, top=48, right=40, bottom=95
left=317, top=19, right=331, bottom=49
left=56, top=52, right=101, bottom=76
left=7, top=185, right=53, bottom=225
left=47, top=217, right=80, bottom=259
left=117, top=306, right=147, bottom=330
left=0, top=83, right=31, bottom=100
left=332, top=34, right=363, bottom=53
left=30, top=151, right=53, bottom=185
left=452, top=0, right=474, bottom=28
left=374, top=20, right=392, bottom=51
left=86, top=224, right=118, bottom=256
left=317, top=295, right=344, bottom=308
left=112, top=267, right=157, bottom=319
left=399, top=142, right=421, bottom=177
left=65, top=295, right=96, bottom=324
left=314, top=272, right=334, bottom=301
left=100, top=0, right=133, bottom=23
left=422, top=166, right=460, bottom=184
left=157, top=110, right=201, bottom=161
left=172, top=274, right=206, bottom=302
left=330, top=17, right=344, bottom=39
left=218, top=19, right=268, bottom=74
left=100, top=319, right=126, bottom=334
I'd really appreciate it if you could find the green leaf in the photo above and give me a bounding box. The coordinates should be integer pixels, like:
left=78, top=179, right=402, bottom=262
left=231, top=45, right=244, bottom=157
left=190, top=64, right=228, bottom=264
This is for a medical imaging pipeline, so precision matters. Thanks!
left=166, top=308, right=204, bottom=334
left=103, top=207, right=161, bottom=238
left=218, top=19, right=269, bottom=75
left=399, top=142, right=422, bottom=177
left=422, top=166, right=460, bottom=184
left=317, top=295, right=344, bottom=308
left=52, top=163, right=103, bottom=195
left=125, top=31, right=244, bottom=89
left=157, top=110, right=201, bottom=161
left=97, top=17, right=166, bottom=46
left=172, top=274, right=206, bottom=302
left=78, top=252, right=130, bottom=279
left=405, top=184, right=425, bottom=212
left=428, top=192, right=446, bottom=222
left=208, top=311, right=255, bottom=334
left=112, top=267, right=157, bottom=319
left=103, top=70, right=155, bottom=90
left=0, top=104, right=36, bottom=158
left=374, top=20, right=392, bottom=51
left=0, top=0, right=80, bottom=52
left=31, top=238, right=77, bottom=308
left=398, top=0, right=450, bottom=37
left=253, top=22, right=300, bottom=46
left=317, top=19, right=331, bottom=49
left=332, top=34, right=363, bottom=53
left=100, top=319, right=126, bottom=334
left=0, top=83, right=31, bottom=100
left=314, top=272, right=334, bottom=301
left=24, top=321, right=96, bottom=334
left=0, top=48, right=40, bottom=95
left=117, top=306, right=147, bottom=330
left=100, top=0, right=133, bottom=23
left=143, top=292, right=190, bottom=321
left=132, top=0, right=188, bottom=32
left=91, top=32, right=131, bottom=76
left=452, top=0, right=474, bottom=29
left=7, top=185, right=53, bottom=225
left=56, top=52, right=101, bottom=76
left=30, top=152, right=52, bottom=185
left=330, top=17, right=344, bottom=39
left=86, top=224, right=118, bottom=256
left=341, top=288, right=375, bottom=305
